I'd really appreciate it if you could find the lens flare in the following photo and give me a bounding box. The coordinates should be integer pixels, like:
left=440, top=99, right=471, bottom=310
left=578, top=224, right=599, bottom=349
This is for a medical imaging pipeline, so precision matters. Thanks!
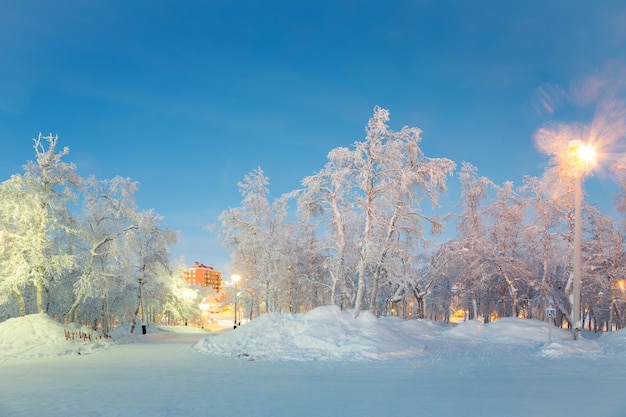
left=576, top=143, right=596, bottom=163
left=533, top=68, right=626, bottom=182
left=534, top=123, right=602, bottom=179
left=568, top=140, right=597, bottom=174
left=533, top=104, right=626, bottom=182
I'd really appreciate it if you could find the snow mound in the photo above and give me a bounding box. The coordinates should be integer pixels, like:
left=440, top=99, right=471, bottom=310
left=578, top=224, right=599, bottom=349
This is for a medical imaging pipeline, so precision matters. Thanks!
left=381, top=315, right=452, bottom=339
left=540, top=339, right=603, bottom=357
left=3, top=309, right=626, bottom=363
left=445, top=319, right=485, bottom=338
left=193, top=305, right=426, bottom=361
left=596, top=327, right=626, bottom=355
left=482, top=317, right=569, bottom=345
left=0, top=313, right=113, bottom=361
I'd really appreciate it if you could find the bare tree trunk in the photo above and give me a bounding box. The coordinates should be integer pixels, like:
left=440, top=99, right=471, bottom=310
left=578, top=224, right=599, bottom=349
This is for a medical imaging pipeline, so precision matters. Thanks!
left=102, top=297, right=110, bottom=335
left=370, top=207, right=399, bottom=315
left=36, top=265, right=46, bottom=313
left=416, top=296, right=426, bottom=319
left=330, top=199, right=352, bottom=310
left=503, top=272, right=517, bottom=317
left=471, top=287, right=479, bottom=320
left=12, top=289, right=25, bottom=316
left=610, top=299, right=622, bottom=331
left=354, top=258, right=367, bottom=318
left=329, top=269, right=339, bottom=307
left=354, top=197, right=373, bottom=318
left=68, top=295, right=82, bottom=323
left=129, top=292, right=141, bottom=334
left=370, top=265, right=382, bottom=316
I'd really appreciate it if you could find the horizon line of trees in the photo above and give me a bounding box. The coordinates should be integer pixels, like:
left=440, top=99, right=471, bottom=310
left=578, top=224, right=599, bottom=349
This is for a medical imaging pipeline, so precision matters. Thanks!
left=0, top=134, right=198, bottom=331
left=220, top=106, right=626, bottom=331
left=3, top=107, right=626, bottom=332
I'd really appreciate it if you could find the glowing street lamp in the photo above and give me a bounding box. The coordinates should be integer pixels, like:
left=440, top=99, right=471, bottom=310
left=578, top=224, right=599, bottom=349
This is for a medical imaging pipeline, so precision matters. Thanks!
left=181, top=289, right=195, bottom=326
left=232, top=274, right=241, bottom=329
left=198, top=299, right=210, bottom=329
left=568, top=140, right=596, bottom=340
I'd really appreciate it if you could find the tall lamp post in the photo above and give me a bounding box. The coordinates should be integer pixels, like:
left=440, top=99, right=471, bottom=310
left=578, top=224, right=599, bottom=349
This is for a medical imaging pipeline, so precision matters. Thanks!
left=232, top=274, right=241, bottom=329
left=568, top=140, right=596, bottom=340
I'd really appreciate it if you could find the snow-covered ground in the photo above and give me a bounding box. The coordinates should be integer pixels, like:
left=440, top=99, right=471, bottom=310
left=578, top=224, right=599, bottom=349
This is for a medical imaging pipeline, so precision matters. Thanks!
left=1, top=306, right=625, bottom=417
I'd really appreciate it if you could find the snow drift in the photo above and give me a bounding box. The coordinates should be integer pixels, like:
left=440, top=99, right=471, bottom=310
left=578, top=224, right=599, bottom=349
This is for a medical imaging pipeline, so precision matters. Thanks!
left=1, top=306, right=624, bottom=362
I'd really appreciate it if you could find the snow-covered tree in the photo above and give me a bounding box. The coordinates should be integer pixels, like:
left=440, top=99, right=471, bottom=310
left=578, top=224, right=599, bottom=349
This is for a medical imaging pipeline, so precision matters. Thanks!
left=128, top=209, right=178, bottom=334
left=299, top=107, right=455, bottom=317
left=521, top=173, right=571, bottom=322
left=485, top=181, right=533, bottom=318
left=0, top=134, right=185, bottom=329
left=68, top=176, right=142, bottom=328
left=280, top=220, right=328, bottom=313
left=219, top=167, right=297, bottom=317
left=453, top=162, right=493, bottom=320
left=582, top=207, right=626, bottom=330
left=0, top=175, right=41, bottom=316
left=27, top=134, right=82, bottom=313
left=0, top=134, right=80, bottom=316
left=298, top=147, right=358, bottom=309
left=392, top=245, right=452, bottom=319
left=161, top=272, right=201, bottom=326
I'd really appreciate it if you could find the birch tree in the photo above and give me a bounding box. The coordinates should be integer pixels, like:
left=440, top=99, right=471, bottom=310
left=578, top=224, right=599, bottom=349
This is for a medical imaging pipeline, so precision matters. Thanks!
left=521, top=174, right=571, bottom=321
left=299, top=107, right=455, bottom=317
left=485, top=181, right=533, bottom=317
left=128, top=209, right=178, bottom=334
left=281, top=221, right=328, bottom=312
left=454, top=162, right=493, bottom=320
left=219, top=167, right=296, bottom=317
left=68, top=176, right=141, bottom=327
left=361, top=112, right=455, bottom=315
left=298, top=148, right=358, bottom=309
left=0, top=134, right=80, bottom=316
left=0, top=175, right=41, bottom=316
left=583, top=207, right=625, bottom=330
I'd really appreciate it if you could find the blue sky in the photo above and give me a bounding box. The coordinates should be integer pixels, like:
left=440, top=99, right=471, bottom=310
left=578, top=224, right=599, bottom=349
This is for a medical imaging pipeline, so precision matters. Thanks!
left=1, top=0, right=625, bottom=272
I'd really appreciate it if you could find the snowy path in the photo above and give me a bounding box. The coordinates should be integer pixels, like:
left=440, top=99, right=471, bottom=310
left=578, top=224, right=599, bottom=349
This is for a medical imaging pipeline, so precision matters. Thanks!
left=1, top=328, right=625, bottom=417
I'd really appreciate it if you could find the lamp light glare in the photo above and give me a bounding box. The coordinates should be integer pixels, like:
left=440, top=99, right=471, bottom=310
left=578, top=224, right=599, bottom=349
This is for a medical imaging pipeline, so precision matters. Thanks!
left=577, top=144, right=596, bottom=162
left=568, top=139, right=597, bottom=171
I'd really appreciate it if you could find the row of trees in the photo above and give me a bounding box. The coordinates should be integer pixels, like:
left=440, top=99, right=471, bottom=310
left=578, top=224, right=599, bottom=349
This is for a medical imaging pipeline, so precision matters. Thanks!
left=0, top=134, right=194, bottom=331
left=220, top=107, right=626, bottom=331
left=4, top=109, right=624, bottom=332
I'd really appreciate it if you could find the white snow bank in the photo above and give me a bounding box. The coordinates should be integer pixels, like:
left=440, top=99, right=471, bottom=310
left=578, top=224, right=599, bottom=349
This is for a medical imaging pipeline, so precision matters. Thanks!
left=193, top=305, right=426, bottom=361
left=596, top=327, right=626, bottom=355
left=0, top=314, right=211, bottom=361
left=445, top=318, right=486, bottom=338
left=193, top=308, right=621, bottom=361
left=2, top=307, right=625, bottom=363
left=0, top=313, right=113, bottom=361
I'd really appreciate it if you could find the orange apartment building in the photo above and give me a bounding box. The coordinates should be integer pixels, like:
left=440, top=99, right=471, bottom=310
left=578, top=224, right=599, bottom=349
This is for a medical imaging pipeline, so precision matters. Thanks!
left=183, top=261, right=222, bottom=291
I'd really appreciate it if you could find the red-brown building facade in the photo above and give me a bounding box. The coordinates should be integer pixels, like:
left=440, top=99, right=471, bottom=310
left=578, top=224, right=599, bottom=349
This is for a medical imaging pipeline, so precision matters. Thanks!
left=183, top=261, right=222, bottom=291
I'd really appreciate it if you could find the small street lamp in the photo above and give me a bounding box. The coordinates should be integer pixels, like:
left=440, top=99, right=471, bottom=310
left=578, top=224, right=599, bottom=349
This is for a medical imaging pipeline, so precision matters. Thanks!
left=232, top=274, right=241, bottom=329
left=568, top=140, right=596, bottom=340
left=138, top=276, right=147, bottom=335
left=198, top=299, right=210, bottom=329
